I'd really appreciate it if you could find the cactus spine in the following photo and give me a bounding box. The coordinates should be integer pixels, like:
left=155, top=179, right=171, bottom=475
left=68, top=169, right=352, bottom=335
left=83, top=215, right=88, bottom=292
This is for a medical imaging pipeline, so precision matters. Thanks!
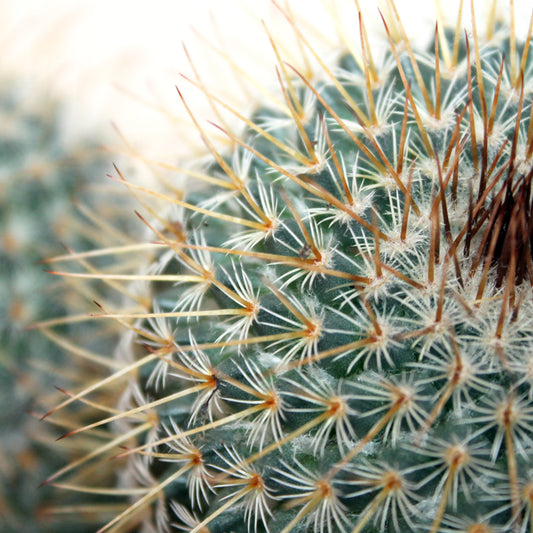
left=43, top=1, right=533, bottom=532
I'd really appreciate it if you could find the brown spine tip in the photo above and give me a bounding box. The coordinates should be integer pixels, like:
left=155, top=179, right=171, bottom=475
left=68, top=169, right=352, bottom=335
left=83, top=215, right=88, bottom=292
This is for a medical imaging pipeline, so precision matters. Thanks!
left=480, top=168, right=533, bottom=289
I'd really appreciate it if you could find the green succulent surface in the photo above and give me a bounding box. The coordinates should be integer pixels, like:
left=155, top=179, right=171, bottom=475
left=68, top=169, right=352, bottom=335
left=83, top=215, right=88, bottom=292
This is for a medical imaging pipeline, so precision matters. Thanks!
left=46, top=2, right=533, bottom=533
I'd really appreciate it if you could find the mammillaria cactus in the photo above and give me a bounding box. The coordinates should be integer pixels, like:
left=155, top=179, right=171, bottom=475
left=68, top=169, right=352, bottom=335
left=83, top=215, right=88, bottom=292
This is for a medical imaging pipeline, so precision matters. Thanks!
left=43, top=0, right=533, bottom=531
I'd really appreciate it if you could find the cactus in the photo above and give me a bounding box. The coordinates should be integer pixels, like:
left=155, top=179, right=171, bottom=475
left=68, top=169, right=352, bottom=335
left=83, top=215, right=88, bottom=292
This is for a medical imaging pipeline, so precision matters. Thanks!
left=43, top=1, right=533, bottom=532
left=0, top=80, right=116, bottom=532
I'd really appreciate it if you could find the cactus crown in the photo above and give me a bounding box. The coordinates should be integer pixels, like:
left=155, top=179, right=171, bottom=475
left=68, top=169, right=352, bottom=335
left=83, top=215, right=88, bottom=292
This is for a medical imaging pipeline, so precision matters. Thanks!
left=43, top=1, right=533, bottom=532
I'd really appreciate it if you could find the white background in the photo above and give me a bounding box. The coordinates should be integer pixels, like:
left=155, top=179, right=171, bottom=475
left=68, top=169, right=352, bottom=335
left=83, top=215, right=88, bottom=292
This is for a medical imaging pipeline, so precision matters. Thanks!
left=1, top=0, right=530, bottom=158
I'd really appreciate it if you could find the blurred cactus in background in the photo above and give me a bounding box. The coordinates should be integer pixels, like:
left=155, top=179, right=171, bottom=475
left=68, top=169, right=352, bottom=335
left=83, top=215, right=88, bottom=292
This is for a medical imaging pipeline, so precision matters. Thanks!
left=0, top=80, right=122, bottom=532
left=39, top=0, right=533, bottom=532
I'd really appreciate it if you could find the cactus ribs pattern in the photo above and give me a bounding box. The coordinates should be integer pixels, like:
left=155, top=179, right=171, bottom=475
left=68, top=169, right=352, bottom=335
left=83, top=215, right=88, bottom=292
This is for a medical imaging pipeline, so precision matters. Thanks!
left=42, top=1, right=533, bottom=532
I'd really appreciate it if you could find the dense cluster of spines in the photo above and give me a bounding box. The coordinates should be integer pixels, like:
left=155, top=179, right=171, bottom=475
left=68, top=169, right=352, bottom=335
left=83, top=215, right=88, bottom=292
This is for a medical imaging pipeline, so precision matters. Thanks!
left=42, top=1, right=533, bottom=532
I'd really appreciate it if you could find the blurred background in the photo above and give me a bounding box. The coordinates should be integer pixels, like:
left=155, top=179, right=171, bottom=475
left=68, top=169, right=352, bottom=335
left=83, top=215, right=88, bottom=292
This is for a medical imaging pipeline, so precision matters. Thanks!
left=0, top=0, right=451, bottom=154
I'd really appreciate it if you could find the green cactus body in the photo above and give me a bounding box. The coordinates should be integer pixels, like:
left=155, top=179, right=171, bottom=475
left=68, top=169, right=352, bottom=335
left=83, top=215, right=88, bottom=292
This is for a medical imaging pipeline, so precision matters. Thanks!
left=45, top=1, right=533, bottom=532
